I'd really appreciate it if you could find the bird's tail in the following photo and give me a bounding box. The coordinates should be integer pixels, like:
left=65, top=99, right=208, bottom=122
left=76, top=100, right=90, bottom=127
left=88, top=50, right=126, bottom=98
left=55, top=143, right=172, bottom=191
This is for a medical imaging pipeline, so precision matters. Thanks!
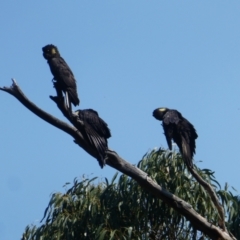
left=67, top=88, right=80, bottom=107
left=181, top=138, right=193, bottom=168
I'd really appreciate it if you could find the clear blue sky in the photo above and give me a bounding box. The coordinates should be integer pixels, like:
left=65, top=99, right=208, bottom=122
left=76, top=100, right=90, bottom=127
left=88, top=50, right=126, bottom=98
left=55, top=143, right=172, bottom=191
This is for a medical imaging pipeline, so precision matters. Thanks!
left=1, top=1, right=240, bottom=239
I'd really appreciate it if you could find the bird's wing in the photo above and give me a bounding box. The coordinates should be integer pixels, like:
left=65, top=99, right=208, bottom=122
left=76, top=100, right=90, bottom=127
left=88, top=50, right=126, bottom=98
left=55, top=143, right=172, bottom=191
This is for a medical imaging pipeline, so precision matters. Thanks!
left=180, top=118, right=198, bottom=155
left=83, top=123, right=108, bottom=168
left=77, top=110, right=108, bottom=168
left=82, top=109, right=111, bottom=138
left=50, top=57, right=79, bottom=106
left=175, top=118, right=198, bottom=168
left=51, top=57, right=76, bottom=87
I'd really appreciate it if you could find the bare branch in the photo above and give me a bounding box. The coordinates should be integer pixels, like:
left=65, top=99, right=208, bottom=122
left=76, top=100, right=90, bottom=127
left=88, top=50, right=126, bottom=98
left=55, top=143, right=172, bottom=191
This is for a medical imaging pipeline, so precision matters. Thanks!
left=188, top=165, right=226, bottom=231
left=0, top=79, right=98, bottom=160
left=106, top=150, right=234, bottom=240
left=0, top=79, right=235, bottom=240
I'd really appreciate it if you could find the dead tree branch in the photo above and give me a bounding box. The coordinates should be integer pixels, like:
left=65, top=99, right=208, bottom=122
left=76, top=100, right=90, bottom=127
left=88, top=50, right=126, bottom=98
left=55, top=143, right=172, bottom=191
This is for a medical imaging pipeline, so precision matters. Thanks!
left=0, top=79, right=235, bottom=240
left=188, top=165, right=226, bottom=231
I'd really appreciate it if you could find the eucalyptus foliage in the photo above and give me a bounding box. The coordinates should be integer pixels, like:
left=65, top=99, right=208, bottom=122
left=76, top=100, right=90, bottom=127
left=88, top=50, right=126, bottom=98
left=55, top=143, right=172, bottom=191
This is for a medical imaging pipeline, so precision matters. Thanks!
left=227, top=196, right=240, bottom=239
left=22, top=149, right=239, bottom=240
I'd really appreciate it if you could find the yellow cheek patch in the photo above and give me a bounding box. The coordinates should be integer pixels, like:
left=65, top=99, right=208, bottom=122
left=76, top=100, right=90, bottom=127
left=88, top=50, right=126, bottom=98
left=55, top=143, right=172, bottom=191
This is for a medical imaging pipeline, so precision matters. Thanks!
left=51, top=48, right=57, bottom=54
left=159, top=108, right=166, bottom=112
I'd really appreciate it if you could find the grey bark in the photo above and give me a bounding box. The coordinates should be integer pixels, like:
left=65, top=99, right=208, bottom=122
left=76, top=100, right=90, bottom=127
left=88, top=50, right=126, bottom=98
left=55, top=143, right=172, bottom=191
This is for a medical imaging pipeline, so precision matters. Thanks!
left=0, top=79, right=235, bottom=240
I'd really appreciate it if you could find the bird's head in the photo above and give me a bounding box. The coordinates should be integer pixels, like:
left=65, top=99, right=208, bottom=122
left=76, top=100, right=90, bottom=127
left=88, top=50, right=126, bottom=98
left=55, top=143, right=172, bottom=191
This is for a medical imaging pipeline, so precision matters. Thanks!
left=152, top=108, right=169, bottom=121
left=42, top=44, right=60, bottom=60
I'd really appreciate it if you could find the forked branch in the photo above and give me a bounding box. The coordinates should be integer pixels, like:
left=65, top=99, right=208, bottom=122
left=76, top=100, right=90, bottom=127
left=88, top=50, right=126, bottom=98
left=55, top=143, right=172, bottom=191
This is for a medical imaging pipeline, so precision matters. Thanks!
left=0, top=79, right=235, bottom=240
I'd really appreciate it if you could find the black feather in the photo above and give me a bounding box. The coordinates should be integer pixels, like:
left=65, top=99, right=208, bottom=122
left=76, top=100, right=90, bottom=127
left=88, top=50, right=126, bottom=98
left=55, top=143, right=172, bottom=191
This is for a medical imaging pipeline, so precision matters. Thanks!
left=75, top=109, right=111, bottom=168
left=153, top=108, right=198, bottom=168
left=42, top=44, right=80, bottom=108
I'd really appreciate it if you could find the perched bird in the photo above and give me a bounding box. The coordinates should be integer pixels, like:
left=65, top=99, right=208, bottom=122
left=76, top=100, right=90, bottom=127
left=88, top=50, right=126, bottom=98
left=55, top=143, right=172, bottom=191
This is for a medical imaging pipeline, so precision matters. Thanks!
left=75, top=109, right=111, bottom=168
left=42, top=44, right=80, bottom=109
left=153, top=108, right=198, bottom=168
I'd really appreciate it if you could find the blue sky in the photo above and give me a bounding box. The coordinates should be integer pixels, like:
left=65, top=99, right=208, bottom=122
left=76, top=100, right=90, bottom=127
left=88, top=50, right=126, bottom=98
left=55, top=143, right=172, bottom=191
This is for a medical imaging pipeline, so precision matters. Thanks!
left=1, top=1, right=240, bottom=239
